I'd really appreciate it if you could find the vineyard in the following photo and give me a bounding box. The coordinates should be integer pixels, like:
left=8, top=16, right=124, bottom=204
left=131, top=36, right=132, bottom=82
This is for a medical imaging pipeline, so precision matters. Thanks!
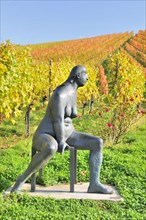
left=0, top=30, right=146, bottom=220
left=31, top=32, right=133, bottom=63
left=122, top=30, right=146, bottom=76
left=0, top=30, right=145, bottom=144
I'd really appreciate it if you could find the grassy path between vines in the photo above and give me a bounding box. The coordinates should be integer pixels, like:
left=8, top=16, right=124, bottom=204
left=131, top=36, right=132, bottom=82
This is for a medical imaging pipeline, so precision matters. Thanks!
left=0, top=109, right=145, bottom=219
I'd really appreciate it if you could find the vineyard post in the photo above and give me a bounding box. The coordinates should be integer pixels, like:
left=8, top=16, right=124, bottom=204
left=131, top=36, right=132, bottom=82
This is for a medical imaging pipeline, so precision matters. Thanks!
left=89, top=94, right=94, bottom=113
left=42, top=96, right=47, bottom=107
left=111, top=59, right=119, bottom=142
left=25, top=103, right=33, bottom=137
left=87, top=100, right=90, bottom=112
left=114, top=59, right=119, bottom=99
left=82, top=103, right=87, bottom=115
left=48, top=59, right=52, bottom=100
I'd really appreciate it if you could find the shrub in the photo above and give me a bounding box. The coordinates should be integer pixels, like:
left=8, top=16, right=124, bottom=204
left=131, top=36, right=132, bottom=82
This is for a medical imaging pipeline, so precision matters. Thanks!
left=97, top=50, right=145, bottom=144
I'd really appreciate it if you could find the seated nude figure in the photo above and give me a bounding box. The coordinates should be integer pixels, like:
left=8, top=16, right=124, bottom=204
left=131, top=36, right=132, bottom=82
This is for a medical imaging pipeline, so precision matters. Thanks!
left=11, top=65, right=112, bottom=194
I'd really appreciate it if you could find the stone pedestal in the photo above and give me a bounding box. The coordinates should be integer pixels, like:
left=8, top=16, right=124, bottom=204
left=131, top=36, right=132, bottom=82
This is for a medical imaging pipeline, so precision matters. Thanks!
left=6, top=182, right=123, bottom=201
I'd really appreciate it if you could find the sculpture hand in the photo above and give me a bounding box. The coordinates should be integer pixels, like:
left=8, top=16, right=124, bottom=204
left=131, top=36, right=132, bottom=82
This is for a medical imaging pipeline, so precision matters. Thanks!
left=58, top=141, right=70, bottom=155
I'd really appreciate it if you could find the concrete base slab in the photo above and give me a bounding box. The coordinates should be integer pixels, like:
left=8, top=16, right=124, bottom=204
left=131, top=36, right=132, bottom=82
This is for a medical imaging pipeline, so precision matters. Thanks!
left=5, top=183, right=123, bottom=201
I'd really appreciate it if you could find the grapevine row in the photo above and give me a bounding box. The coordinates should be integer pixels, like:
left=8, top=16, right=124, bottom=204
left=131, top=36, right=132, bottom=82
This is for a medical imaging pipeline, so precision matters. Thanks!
left=0, top=31, right=145, bottom=129
left=124, top=30, right=146, bottom=68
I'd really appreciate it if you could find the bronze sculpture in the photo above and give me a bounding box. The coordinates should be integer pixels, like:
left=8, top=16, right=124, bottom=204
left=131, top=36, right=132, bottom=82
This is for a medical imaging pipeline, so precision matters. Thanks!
left=11, top=65, right=112, bottom=194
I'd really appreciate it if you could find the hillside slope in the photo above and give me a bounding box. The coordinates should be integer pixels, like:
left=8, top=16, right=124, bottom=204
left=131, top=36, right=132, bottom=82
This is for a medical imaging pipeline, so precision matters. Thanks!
left=30, top=32, right=133, bottom=66
left=122, top=30, right=146, bottom=76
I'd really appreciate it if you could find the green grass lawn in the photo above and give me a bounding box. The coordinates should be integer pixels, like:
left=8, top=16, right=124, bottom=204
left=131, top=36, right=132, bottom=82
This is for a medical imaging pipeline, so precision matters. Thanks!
left=0, top=108, right=145, bottom=220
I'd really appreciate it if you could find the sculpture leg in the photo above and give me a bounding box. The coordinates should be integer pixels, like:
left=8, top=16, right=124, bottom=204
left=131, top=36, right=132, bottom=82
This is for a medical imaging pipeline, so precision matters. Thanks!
left=88, top=139, right=112, bottom=194
left=11, top=134, right=58, bottom=192
left=66, top=131, right=113, bottom=194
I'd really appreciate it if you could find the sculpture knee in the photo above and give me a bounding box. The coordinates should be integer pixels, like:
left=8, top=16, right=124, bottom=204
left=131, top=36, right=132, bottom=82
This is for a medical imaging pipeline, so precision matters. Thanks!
left=98, top=137, right=103, bottom=146
left=93, top=137, right=103, bottom=152
left=43, top=143, right=58, bottom=157
left=49, top=144, right=58, bottom=155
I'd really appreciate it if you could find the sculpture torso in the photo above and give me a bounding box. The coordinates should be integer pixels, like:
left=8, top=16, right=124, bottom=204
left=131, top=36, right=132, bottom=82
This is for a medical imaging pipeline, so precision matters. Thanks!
left=34, top=83, right=78, bottom=141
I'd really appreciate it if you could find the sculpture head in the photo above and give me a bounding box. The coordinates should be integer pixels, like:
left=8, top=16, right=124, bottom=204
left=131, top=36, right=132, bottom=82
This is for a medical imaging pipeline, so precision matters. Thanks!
left=68, top=65, right=88, bottom=87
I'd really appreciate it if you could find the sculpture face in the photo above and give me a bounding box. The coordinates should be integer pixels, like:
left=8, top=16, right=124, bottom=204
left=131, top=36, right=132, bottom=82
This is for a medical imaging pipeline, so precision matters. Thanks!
left=77, top=68, right=88, bottom=87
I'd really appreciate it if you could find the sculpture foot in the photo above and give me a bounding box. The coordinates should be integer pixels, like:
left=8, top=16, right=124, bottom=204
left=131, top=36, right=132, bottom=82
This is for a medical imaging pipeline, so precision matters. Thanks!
left=88, top=182, right=113, bottom=194
left=11, top=175, right=24, bottom=193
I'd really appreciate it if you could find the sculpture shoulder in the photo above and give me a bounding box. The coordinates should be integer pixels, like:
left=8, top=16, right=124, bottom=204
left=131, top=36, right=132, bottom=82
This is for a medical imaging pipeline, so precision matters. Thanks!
left=53, top=86, right=68, bottom=99
left=50, top=87, right=67, bottom=106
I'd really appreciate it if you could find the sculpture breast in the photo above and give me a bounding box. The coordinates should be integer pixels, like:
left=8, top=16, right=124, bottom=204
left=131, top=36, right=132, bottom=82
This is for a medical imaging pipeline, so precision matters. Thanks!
left=65, top=105, right=72, bottom=117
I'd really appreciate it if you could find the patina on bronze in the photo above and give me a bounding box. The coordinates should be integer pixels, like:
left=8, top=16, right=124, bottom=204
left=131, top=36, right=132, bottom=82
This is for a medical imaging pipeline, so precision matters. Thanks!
left=11, top=65, right=112, bottom=194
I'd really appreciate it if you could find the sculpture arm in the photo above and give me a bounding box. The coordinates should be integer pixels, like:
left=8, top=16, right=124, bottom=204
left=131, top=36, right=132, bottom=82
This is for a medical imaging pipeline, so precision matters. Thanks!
left=50, top=93, right=69, bottom=153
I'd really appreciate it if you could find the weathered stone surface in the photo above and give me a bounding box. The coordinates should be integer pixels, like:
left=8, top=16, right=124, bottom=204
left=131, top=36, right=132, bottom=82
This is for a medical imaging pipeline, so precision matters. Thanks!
left=6, top=183, right=123, bottom=201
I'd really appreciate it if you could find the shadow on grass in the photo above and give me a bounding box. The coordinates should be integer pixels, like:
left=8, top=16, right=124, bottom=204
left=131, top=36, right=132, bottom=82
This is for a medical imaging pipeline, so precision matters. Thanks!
left=0, top=127, right=22, bottom=137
